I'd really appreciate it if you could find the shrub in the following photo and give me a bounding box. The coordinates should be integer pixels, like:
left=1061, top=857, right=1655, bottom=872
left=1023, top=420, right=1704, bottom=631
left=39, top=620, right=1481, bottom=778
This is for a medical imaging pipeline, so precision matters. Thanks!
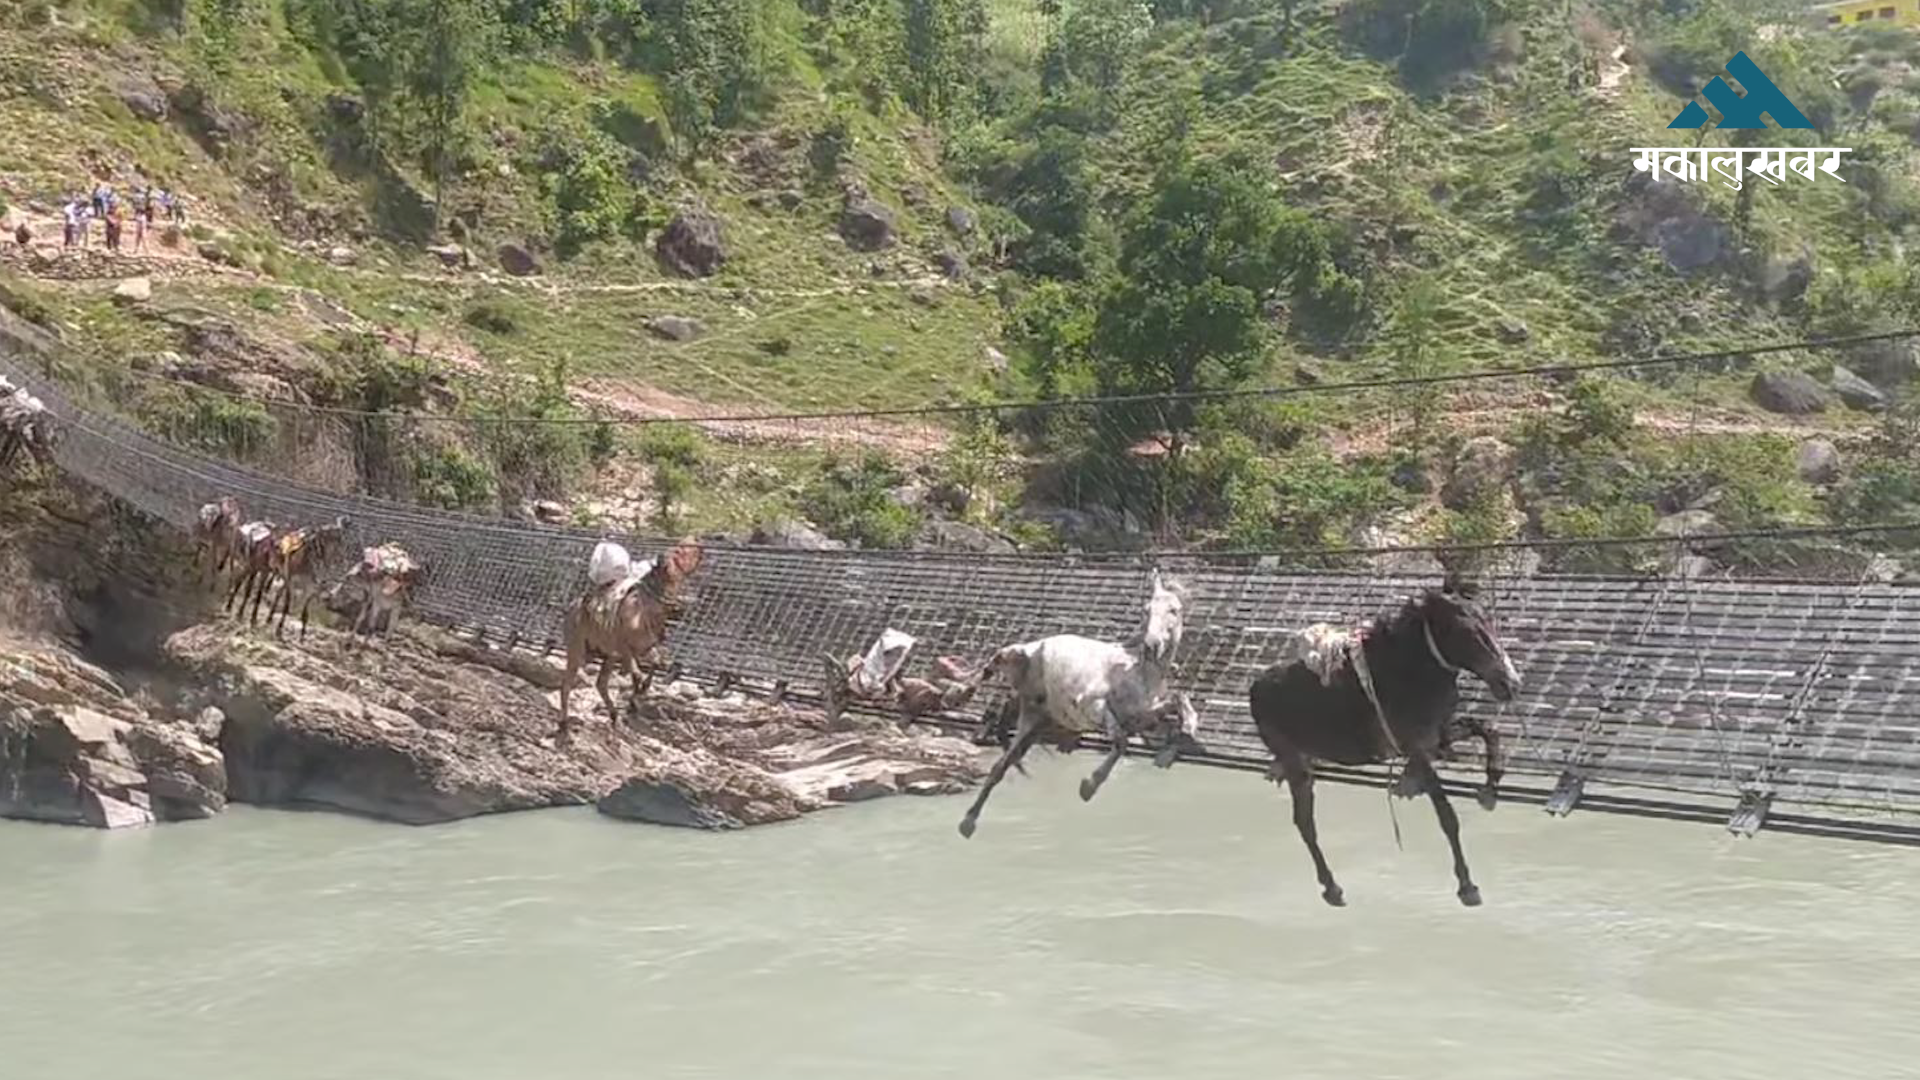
left=805, top=451, right=923, bottom=548
left=464, top=301, right=520, bottom=335
left=475, top=357, right=592, bottom=500
left=1564, top=376, right=1634, bottom=446
left=411, top=441, right=496, bottom=509
left=637, top=423, right=706, bottom=530
left=139, top=387, right=279, bottom=459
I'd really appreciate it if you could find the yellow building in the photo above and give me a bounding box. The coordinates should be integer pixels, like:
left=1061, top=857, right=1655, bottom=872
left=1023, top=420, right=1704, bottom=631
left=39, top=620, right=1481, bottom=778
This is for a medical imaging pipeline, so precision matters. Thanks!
left=1814, top=0, right=1920, bottom=28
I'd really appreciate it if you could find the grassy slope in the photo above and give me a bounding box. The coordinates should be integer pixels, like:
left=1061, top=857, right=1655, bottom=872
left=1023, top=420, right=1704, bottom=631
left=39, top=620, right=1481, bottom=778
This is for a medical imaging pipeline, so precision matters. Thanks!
left=3, top=0, right=1919, bottom=552
left=0, top=0, right=1002, bottom=416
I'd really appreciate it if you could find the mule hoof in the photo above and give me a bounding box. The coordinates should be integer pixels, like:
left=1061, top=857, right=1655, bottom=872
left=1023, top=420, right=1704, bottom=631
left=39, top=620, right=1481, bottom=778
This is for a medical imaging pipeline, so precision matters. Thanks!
left=1477, top=786, right=1499, bottom=812
left=1322, top=887, right=1346, bottom=908
left=1152, top=747, right=1178, bottom=769
left=1458, top=886, right=1483, bottom=907
left=957, top=816, right=978, bottom=839
left=1078, top=778, right=1098, bottom=802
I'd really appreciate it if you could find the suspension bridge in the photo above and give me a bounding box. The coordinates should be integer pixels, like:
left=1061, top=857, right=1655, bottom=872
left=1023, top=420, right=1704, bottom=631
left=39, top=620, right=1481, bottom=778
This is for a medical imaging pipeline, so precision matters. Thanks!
left=8, top=343, right=1920, bottom=846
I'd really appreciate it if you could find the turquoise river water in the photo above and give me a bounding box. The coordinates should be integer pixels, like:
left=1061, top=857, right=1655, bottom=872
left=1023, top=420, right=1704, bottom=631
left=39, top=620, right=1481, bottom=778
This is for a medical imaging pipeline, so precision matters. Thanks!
left=3, top=756, right=1917, bottom=1080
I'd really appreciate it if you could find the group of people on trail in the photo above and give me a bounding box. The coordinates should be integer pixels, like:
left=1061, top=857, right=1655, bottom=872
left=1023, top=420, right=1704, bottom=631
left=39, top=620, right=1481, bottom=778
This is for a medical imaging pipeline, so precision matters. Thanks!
left=56, top=179, right=185, bottom=254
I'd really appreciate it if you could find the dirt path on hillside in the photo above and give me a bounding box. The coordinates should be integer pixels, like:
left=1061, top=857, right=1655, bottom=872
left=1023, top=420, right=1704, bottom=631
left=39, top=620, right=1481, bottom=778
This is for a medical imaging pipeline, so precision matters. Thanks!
left=570, top=378, right=953, bottom=457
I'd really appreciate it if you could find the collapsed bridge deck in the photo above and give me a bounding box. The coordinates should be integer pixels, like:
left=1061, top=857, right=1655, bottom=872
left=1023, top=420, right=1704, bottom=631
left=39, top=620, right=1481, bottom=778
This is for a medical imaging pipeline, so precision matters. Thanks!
left=11, top=352, right=1920, bottom=843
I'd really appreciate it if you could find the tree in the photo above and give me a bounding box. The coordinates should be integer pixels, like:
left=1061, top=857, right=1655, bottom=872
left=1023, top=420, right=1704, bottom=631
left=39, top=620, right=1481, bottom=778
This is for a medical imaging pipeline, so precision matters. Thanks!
left=904, top=0, right=989, bottom=120
left=1060, top=0, right=1152, bottom=93
left=1089, top=150, right=1328, bottom=438
left=400, top=0, right=492, bottom=232
left=651, top=0, right=760, bottom=152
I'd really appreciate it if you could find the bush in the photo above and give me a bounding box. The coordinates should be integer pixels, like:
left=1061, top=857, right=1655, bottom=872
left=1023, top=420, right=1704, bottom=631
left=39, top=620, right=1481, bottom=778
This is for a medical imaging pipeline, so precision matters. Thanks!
left=411, top=441, right=496, bottom=509
left=475, top=357, right=592, bottom=500
left=318, top=334, right=437, bottom=412
left=1540, top=502, right=1662, bottom=574
left=1833, top=404, right=1920, bottom=550
left=805, top=451, right=923, bottom=548
left=637, top=422, right=705, bottom=530
left=1564, top=376, right=1634, bottom=445
left=139, top=387, right=279, bottom=459
left=464, top=301, right=520, bottom=335
left=535, top=113, right=649, bottom=256
left=1207, top=436, right=1400, bottom=551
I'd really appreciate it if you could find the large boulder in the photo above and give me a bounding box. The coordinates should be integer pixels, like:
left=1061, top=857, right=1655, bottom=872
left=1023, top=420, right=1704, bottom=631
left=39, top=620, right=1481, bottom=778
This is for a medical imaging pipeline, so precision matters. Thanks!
left=750, top=519, right=846, bottom=551
left=1750, top=371, right=1829, bottom=415
left=119, top=86, right=168, bottom=122
left=1441, top=436, right=1517, bottom=510
left=1657, top=509, right=1720, bottom=538
left=1796, top=438, right=1843, bottom=485
left=946, top=205, right=977, bottom=236
left=1757, top=250, right=1814, bottom=303
left=0, top=645, right=226, bottom=828
left=166, top=83, right=253, bottom=157
left=839, top=195, right=898, bottom=251
left=600, top=709, right=985, bottom=826
left=1018, top=505, right=1150, bottom=551
left=1616, top=173, right=1730, bottom=273
left=426, top=243, right=470, bottom=269
left=111, top=277, right=152, bottom=306
left=496, top=243, right=542, bottom=277
left=916, top=519, right=1017, bottom=554
left=655, top=211, right=727, bottom=278
left=934, top=248, right=969, bottom=281
left=1831, top=364, right=1888, bottom=412
left=648, top=315, right=707, bottom=342
left=1842, top=339, right=1919, bottom=388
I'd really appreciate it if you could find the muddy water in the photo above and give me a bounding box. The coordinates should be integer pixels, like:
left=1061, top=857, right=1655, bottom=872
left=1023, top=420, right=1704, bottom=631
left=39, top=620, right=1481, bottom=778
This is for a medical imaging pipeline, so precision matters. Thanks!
left=3, top=757, right=1916, bottom=1080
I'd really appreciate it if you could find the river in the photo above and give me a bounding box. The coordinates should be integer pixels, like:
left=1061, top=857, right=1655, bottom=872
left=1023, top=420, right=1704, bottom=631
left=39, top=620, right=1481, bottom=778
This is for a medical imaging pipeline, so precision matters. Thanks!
left=3, top=756, right=1916, bottom=1080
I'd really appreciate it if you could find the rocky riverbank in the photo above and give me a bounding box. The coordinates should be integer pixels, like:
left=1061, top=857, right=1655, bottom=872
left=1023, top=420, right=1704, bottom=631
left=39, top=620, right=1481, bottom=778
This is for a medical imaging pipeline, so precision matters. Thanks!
left=1, top=619, right=989, bottom=831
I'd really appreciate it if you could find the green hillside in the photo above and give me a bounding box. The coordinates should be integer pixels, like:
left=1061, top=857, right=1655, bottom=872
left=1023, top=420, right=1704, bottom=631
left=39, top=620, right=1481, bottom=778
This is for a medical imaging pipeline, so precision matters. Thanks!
left=2, top=0, right=1919, bottom=567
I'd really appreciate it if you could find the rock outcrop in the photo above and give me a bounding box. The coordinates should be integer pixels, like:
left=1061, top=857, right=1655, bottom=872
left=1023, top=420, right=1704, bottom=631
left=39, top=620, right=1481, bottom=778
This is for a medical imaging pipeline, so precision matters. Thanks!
left=497, top=242, right=542, bottom=277
left=655, top=211, right=727, bottom=278
left=1442, top=436, right=1517, bottom=511
left=0, top=642, right=226, bottom=827
left=1750, top=371, right=1828, bottom=415
left=1831, top=364, right=1887, bottom=412
left=839, top=192, right=897, bottom=251
left=138, top=620, right=986, bottom=828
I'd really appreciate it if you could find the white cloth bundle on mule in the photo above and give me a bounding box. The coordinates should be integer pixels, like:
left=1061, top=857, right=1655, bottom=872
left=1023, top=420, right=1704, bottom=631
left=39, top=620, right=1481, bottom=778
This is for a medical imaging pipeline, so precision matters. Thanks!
left=588, top=540, right=632, bottom=587
left=1279, top=623, right=1357, bottom=687
left=850, top=628, right=917, bottom=696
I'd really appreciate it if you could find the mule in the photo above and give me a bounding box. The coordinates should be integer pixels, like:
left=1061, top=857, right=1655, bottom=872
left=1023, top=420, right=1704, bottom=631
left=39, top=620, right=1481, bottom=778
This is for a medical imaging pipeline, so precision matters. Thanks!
left=224, top=520, right=283, bottom=625
left=265, top=516, right=350, bottom=640
left=957, top=569, right=1198, bottom=839
left=1249, top=580, right=1521, bottom=908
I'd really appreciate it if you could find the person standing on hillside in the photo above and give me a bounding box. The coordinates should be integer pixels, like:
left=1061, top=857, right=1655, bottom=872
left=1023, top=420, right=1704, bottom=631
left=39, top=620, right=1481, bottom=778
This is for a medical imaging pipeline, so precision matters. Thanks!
left=62, top=198, right=83, bottom=248
left=131, top=187, right=150, bottom=253
left=104, top=201, right=123, bottom=252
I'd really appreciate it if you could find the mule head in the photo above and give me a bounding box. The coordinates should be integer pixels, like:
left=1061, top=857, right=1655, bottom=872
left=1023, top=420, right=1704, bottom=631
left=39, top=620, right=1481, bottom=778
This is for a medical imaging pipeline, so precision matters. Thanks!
left=1138, top=569, right=1187, bottom=667
left=983, top=642, right=1036, bottom=687
left=1419, top=585, right=1521, bottom=701
left=657, top=538, right=705, bottom=593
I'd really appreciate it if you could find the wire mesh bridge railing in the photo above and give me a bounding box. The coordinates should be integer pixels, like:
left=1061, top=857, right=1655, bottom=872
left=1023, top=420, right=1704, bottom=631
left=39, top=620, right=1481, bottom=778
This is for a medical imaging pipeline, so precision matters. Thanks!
left=9, top=347, right=1920, bottom=844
